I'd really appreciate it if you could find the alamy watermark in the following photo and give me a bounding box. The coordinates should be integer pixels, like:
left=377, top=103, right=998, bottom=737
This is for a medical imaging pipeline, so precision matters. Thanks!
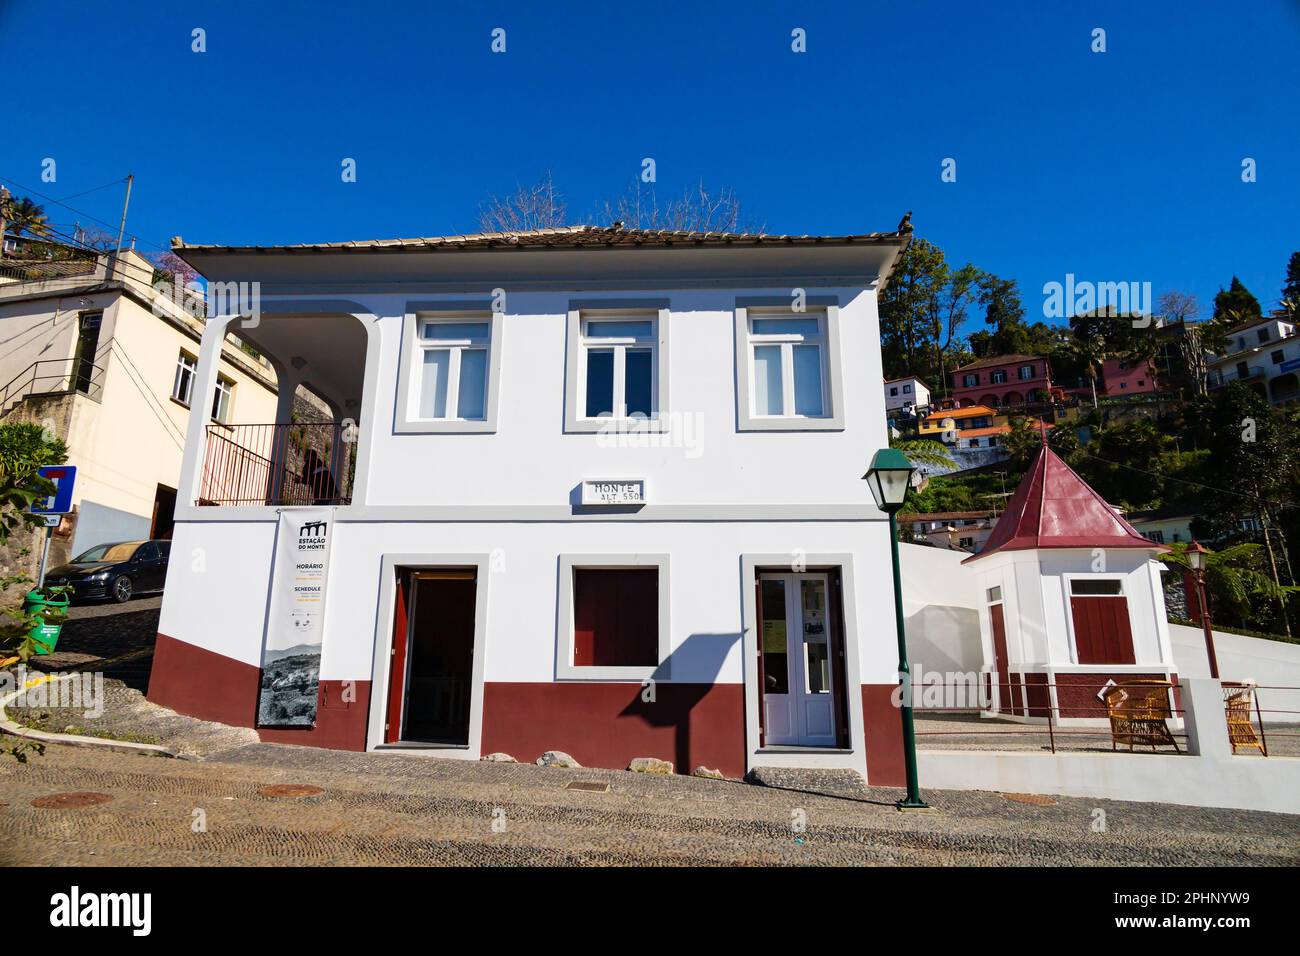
left=1, top=668, right=105, bottom=718
left=595, top=411, right=704, bottom=459
left=891, top=664, right=992, bottom=710
left=152, top=277, right=262, bottom=328
left=1042, top=273, right=1153, bottom=325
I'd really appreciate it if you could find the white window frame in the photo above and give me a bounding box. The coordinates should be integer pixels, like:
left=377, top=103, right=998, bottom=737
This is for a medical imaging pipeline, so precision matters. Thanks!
left=565, top=300, right=670, bottom=434
left=210, top=374, right=234, bottom=424
left=734, top=297, right=844, bottom=431
left=555, top=553, right=671, bottom=681
left=172, top=351, right=197, bottom=407
left=1018, top=365, right=1035, bottom=380
left=415, top=318, right=490, bottom=421
left=396, top=302, right=503, bottom=434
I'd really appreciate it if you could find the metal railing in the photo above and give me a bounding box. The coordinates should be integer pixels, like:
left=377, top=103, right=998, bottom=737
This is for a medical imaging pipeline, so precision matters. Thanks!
left=911, top=678, right=1299, bottom=756
left=198, top=421, right=357, bottom=507
left=0, top=356, right=108, bottom=416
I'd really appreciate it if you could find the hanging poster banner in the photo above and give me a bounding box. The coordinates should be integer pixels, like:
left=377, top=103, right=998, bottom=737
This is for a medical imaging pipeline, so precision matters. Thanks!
left=257, top=507, right=333, bottom=727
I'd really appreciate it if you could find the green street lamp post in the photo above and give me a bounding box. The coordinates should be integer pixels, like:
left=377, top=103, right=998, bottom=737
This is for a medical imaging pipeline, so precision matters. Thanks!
left=864, top=447, right=929, bottom=810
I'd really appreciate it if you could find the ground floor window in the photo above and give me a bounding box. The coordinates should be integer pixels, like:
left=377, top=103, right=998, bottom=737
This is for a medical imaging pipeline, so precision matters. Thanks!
left=572, top=568, right=658, bottom=667
left=556, top=554, right=671, bottom=680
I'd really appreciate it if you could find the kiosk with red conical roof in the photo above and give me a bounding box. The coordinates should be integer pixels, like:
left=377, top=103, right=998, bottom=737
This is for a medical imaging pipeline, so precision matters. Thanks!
left=963, top=444, right=1176, bottom=721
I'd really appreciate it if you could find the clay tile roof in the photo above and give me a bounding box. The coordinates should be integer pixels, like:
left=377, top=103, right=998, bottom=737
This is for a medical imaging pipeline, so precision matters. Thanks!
left=172, top=223, right=910, bottom=254
left=925, top=405, right=996, bottom=420
left=952, top=354, right=1043, bottom=372
left=963, top=444, right=1164, bottom=563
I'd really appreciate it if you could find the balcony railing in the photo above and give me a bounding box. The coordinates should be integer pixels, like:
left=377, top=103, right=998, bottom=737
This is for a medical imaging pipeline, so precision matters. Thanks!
left=198, top=422, right=356, bottom=507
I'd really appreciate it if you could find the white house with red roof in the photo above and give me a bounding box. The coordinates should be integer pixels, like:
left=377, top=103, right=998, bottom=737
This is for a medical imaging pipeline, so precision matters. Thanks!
left=961, top=443, right=1175, bottom=721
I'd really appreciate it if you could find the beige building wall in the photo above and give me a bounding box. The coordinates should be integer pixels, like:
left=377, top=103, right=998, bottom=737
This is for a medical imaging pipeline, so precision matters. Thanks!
left=0, top=250, right=279, bottom=556
left=61, top=294, right=279, bottom=545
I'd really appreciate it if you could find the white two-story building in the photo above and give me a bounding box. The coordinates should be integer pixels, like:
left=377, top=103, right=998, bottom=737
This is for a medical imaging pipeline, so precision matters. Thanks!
left=148, top=223, right=914, bottom=782
left=1207, top=314, right=1300, bottom=405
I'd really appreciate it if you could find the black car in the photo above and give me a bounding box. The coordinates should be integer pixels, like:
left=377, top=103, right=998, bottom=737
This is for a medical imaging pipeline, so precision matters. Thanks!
left=45, top=540, right=171, bottom=603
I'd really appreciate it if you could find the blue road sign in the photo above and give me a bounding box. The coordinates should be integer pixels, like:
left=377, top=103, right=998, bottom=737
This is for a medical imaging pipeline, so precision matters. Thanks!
left=31, top=465, right=77, bottom=515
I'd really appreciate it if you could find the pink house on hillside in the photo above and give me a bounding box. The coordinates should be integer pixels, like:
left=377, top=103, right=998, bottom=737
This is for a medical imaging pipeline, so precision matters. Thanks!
left=951, top=354, right=1051, bottom=408
left=1100, top=357, right=1157, bottom=396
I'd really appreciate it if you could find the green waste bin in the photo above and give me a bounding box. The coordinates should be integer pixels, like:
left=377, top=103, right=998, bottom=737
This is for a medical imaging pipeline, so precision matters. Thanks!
left=24, top=589, right=70, bottom=655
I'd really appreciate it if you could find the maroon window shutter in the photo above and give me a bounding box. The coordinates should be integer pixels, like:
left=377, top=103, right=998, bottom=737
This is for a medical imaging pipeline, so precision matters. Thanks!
left=573, top=569, right=658, bottom=666
left=1070, top=596, right=1136, bottom=664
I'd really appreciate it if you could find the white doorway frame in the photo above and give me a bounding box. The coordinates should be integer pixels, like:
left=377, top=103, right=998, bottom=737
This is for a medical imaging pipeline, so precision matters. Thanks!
left=741, top=553, right=864, bottom=771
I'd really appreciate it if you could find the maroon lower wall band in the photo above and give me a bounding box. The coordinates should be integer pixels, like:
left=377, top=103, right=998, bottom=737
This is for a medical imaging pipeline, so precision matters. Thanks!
left=149, top=633, right=908, bottom=781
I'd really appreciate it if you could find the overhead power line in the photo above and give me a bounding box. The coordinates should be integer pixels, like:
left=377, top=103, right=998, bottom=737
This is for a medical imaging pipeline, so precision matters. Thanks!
left=1080, top=451, right=1297, bottom=511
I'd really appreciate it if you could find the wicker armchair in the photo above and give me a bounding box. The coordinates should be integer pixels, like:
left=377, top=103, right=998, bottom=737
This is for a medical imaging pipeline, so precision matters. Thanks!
left=1222, top=681, right=1267, bottom=756
left=1103, top=680, right=1180, bottom=752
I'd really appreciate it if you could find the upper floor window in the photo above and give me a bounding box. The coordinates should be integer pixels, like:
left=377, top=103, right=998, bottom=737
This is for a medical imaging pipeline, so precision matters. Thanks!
left=581, top=316, right=656, bottom=419
left=734, top=300, right=844, bottom=431
left=889, top=386, right=899, bottom=396
left=1018, top=365, right=1035, bottom=380
left=963, top=374, right=978, bottom=387
left=990, top=370, right=1007, bottom=384
left=903, top=384, right=912, bottom=394
left=564, top=302, right=670, bottom=434
left=1272, top=350, right=1285, bottom=365
left=1258, top=328, right=1270, bottom=343
left=172, top=351, right=197, bottom=406
left=211, top=374, right=234, bottom=424
left=748, top=314, right=827, bottom=418
left=396, top=304, right=503, bottom=434
left=417, top=319, right=490, bottom=421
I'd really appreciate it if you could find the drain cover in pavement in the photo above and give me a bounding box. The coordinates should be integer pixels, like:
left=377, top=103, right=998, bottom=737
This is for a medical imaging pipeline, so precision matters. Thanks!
left=259, top=784, right=325, bottom=798
left=1002, top=792, right=1057, bottom=806
left=565, top=781, right=609, bottom=793
left=31, top=792, right=113, bottom=809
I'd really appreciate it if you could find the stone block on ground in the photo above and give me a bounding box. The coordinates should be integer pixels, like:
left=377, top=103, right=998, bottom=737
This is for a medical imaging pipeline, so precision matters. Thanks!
left=628, top=757, right=673, bottom=775
left=536, top=750, right=581, bottom=768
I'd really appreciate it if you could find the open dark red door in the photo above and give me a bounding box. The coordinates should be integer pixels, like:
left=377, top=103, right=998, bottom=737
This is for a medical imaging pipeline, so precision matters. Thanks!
left=385, top=570, right=412, bottom=743
left=989, top=603, right=1012, bottom=715
left=755, top=578, right=766, bottom=747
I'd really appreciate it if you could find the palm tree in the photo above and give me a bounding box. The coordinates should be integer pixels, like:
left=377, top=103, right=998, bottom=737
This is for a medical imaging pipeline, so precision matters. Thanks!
left=888, top=437, right=955, bottom=469
left=1069, top=331, right=1108, bottom=408
left=1160, top=541, right=1297, bottom=630
left=4, top=197, right=51, bottom=239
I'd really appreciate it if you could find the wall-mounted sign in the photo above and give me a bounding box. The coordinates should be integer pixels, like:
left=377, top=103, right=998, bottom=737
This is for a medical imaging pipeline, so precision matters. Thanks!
left=258, top=507, right=333, bottom=727
left=581, top=479, right=646, bottom=506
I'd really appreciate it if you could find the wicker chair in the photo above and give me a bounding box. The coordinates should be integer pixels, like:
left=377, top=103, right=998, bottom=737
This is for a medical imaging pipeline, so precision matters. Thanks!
left=1103, top=680, right=1180, bottom=752
left=1222, top=681, right=1267, bottom=756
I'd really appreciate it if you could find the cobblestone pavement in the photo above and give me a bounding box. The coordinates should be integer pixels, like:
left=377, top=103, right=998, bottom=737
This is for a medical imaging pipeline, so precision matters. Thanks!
left=33, top=596, right=162, bottom=693
left=1, top=741, right=1297, bottom=866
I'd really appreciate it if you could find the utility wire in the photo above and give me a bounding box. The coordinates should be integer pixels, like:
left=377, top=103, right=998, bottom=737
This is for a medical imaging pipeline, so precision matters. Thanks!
left=102, top=341, right=189, bottom=452
left=1080, top=451, right=1297, bottom=511
left=0, top=173, right=170, bottom=255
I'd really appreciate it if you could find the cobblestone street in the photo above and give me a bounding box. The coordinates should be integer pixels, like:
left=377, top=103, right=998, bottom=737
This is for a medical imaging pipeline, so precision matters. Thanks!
left=2, top=740, right=1297, bottom=867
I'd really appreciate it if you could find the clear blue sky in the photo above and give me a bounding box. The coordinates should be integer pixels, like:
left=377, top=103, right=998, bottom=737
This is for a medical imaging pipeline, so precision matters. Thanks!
left=3, top=0, right=1297, bottom=318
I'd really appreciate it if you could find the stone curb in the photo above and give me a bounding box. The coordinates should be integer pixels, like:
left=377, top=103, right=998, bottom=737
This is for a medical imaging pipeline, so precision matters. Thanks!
left=0, top=673, right=180, bottom=759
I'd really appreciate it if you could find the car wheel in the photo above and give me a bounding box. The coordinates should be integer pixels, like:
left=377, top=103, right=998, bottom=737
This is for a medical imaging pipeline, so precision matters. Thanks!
left=112, top=576, right=133, bottom=603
